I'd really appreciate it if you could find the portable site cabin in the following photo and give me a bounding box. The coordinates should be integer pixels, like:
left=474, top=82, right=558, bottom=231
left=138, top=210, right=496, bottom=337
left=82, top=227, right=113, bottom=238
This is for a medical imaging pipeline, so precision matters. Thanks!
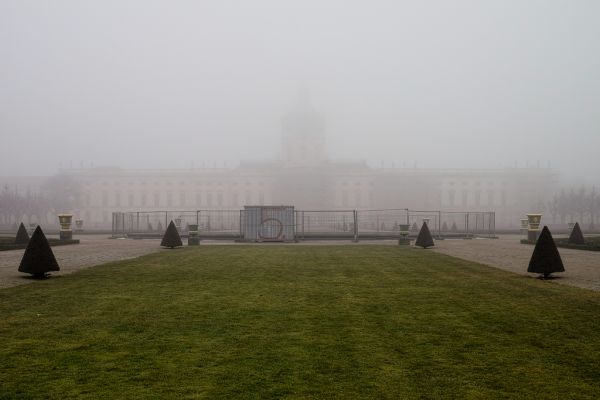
left=241, top=206, right=295, bottom=242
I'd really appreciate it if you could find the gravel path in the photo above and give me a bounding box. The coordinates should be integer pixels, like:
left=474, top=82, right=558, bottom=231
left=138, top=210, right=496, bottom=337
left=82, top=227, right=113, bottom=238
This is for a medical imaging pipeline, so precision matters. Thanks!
left=3, top=235, right=600, bottom=292
left=0, top=235, right=163, bottom=289
left=433, top=234, right=600, bottom=292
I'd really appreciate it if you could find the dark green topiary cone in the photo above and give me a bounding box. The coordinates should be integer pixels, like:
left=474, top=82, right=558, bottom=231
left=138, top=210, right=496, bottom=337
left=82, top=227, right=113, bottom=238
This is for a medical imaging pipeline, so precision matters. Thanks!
left=415, top=222, right=435, bottom=248
left=15, top=222, right=30, bottom=244
left=527, top=226, right=564, bottom=279
left=451, top=222, right=458, bottom=232
left=410, top=222, right=419, bottom=232
left=441, top=221, right=448, bottom=232
left=161, top=220, right=183, bottom=248
left=568, top=222, right=585, bottom=245
left=18, top=226, right=59, bottom=278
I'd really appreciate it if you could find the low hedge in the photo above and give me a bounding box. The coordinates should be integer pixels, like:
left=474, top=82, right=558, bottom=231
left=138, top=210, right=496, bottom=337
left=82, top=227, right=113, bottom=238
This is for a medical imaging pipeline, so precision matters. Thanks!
left=521, top=236, right=600, bottom=252
left=0, top=238, right=80, bottom=252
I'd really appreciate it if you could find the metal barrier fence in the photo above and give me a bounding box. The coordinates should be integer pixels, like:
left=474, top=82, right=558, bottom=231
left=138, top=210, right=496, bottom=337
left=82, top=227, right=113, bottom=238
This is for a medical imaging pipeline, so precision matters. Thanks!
left=113, top=208, right=495, bottom=240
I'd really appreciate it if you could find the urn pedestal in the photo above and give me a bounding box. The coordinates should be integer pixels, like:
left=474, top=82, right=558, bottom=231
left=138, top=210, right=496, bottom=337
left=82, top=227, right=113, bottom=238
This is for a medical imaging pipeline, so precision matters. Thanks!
left=520, top=219, right=529, bottom=235
left=398, top=224, right=410, bottom=245
left=188, top=224, right=200, bottom=246
left=75, top=219, right=84, bottom=233
left=58, top=214, right=73, bottom=240
left=526, top=214, right=542, bottom=243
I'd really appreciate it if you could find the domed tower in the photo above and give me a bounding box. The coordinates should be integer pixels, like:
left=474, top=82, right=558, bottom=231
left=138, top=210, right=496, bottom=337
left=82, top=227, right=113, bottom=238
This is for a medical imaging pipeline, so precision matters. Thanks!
left=281, top=88, right=327, bottom=167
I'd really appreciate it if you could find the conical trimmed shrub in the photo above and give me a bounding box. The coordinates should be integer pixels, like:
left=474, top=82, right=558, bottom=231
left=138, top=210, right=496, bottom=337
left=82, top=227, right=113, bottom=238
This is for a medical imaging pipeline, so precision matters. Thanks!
left=410, top=222, right=419, bottom=232
left=15, top=222, right=30, bottom=244
left=527, top=226, right=564, bottom=279
left=451, top=222, right=458, bottom=232
left=18, top=226, right=60, bottom=278
left=157, top=221, right=163, bottom=232
left=161, top=220, right=183, bottom=248
left=568, top=222, right=585, bottom=245
left=441, top=221, right=448, bottom=232
left=415, top=222, right=434, bottom=248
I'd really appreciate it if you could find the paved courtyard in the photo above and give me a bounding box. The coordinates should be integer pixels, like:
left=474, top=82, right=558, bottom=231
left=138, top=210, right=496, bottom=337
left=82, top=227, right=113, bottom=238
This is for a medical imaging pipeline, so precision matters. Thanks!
left=0, top=235, right=163, bottom=289
left=2, top=234, right=600, bottom=292
left=433, top=234, right=600, bottom=292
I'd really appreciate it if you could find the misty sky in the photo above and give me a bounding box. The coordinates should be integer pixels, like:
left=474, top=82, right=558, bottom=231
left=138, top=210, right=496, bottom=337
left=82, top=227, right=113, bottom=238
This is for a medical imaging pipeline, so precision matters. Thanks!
left=1, top=1, right=599, bottom=182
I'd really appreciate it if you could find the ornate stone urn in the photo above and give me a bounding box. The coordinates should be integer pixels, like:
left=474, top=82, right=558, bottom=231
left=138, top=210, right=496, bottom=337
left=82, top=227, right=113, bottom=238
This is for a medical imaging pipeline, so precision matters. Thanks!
left=174, top=218, right=182, bottom=231
left=398, top=223, right=410, bottom=245
left=526, top=213, right=543, bottom=243
left=58, top=214, right=73, bottom=240
left=520, top=218, right=529, bottom=235
left=75, top=219, right=84, bottom=232
left=188, top=223, right=200, bottom=246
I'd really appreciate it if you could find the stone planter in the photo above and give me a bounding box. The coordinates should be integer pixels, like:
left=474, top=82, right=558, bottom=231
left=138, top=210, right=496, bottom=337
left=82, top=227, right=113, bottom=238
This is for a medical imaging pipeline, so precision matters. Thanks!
left=75, top=219, right=84, bottom=232
left=520, top=218, right=528, bottom=233
left=188, top=223, right=200, bottom=246
left=526, top=213, right=543, bottom=243
left=398, top=223, right=410, bottom=245
left=58, top=214, right=73, bottom=240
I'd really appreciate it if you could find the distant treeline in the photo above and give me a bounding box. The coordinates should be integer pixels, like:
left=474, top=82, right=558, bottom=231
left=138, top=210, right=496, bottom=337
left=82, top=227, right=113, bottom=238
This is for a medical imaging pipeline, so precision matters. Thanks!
left=545, top=186, right=600, bottom=228
left=0, top=175, right=82, bottom=226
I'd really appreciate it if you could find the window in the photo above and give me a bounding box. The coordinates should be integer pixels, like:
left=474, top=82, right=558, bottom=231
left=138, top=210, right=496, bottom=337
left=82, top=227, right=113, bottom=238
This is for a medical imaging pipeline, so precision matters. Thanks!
left=141, top=192, right=147, bottom=206
left=115, top=192, right=121, bottom=207
left=167, top=192, right=173, bottom=207
left=207, top=193, right=213, bottom=207
left=449, top=189, right=455, bottom=206
left=179, top=192, right=186, bottom=207
left=127, top=192, right=134, bottom=206
left=154, top=193, right=160, bottom=207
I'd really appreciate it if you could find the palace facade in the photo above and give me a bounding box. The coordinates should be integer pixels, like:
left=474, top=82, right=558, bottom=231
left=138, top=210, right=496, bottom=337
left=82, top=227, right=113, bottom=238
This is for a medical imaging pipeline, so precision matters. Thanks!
left=1, top=100, right=556, bottom=229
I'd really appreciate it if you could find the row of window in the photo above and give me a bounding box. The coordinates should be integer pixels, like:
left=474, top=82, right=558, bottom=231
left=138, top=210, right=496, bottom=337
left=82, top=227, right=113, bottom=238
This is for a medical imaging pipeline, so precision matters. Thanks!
left=445, top=190, right=508, bottom=207
left=87, top=191, right=267, bottom=208
left=90, top=181, right=266, bottom=187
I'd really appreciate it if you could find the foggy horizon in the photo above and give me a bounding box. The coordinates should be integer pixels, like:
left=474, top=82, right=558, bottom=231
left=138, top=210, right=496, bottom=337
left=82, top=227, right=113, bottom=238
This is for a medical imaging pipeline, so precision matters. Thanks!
left=2, top=1, right=599, bottom=184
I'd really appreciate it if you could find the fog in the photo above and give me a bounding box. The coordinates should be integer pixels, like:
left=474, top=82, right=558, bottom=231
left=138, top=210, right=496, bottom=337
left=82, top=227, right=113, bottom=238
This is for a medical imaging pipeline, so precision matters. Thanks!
left=1, top=0, right=599, bottom=184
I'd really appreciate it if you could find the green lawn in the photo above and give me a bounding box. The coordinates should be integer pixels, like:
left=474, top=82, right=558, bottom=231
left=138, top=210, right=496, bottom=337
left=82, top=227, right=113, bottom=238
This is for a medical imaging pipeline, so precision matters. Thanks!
left=1, top=246, right=600, bottom=399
